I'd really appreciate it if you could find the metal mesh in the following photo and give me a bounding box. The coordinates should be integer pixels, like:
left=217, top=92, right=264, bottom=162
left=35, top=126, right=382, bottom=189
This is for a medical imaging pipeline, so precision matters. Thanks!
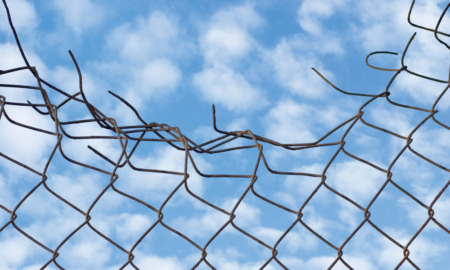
left=0, top=0, right=449, bottom=269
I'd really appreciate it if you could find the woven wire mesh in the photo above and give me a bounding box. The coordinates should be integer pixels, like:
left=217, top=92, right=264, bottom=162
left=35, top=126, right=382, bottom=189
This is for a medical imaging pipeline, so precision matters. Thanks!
left=0, top=0, right=449, bottom=269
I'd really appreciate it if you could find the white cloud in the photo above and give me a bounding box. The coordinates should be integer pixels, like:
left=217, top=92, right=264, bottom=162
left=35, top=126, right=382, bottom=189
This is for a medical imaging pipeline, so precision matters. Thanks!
left=394, top=72, right=450, bottom=109
left=60, top=118, right=122, bottom=165
left=173, top=210, right=228, bottom=239
left=396, top=196, right=429, bottom=227
left=296, top=0, right=449, bottom=76
left=122, top=146, right=186, bottom=191
left=23, top=264, right=58, bottom=270
left=46, top=172, right=105, bottom=211
left=108, top=11, right=179, bottom=63
left=24, top=214, right=83, bottom=247
left=294, top=0, right=346, bottom=57
left=226, top=117, right=249, bottom=131
left=279, top=255, right=339, bottom=270
left=298, top=0, right=348, bottom=34
left=0, top=0, right=37, bottom=34
left=209, top=259, right=275, bottom=270
left=432, top=195, right=450, bottom=229
left=268, top=39, right=335, bottom=98
left=396, top=188, right=450, bottom=232
left=194, top=3, right=265, bottom=112
left=99, top=213, right=153, bottom=244
left=411, top=127, right=450, bottom=165
left=326, top=160, right=386, bottom=205
left=252, top=226, right=318, bottom=253
left=124, top=59, right=181, bottom=109
left=369, top=106, right=414, bottom=136
left=263, top=99, right=316, bottom=143
left=199, top=2, right=262, bottom=64
left=408, top=235, right=448, bottom=267
left=0, top=234, right=34, bottom=269
left=134, top=254, right=184, bottom=270
left=136, top=59, right=181, bottom=92
left=200, top=2, right=262, bottom=65
left=280, top=225, right=447, bottom=269
left=251, top=227, right=282, bottom=246
left=389, top=27, right=450, bottom=109
left=193, top=65, right=266, bottom=111
left=103, top=11, right=183, bottom=110
left=172, top=198, right=260, bottom=240
left=0, top=105, right=57, bottom=170
left=0, top=44, right=53, bottom=174
left=131, top=146, right=186, bottom=173
left=48, top=66, right=81, bottom=93
left=302, top=207, right=339, bottom=240
left=222, top=198, right=261, bottom=228
left=403, top=36, right=450, bottom=83
left=190, top=125, right=217, bottom=143
left=354, top=0, right=411, bottom=50
left=190, top=249, right=275, bottom=270
left=201, top=26, right=255, bottom=64
left=0, top=174, right=13, bottom=211
left=337, top=202, right=364, bottom=229
left=338, top=255, right=378, bottom=270
left=61, top=238, right=113, bottom=269
left=353, top=0, right=450, bottom=66
left=408, top=0, right=450, bottom=31
left=49, top=65, right=107, bottom=105
left=115, top=145, right=206, bottom=204
left=263, top=99, right=347, bottom=143
left=52, top=0, right=105, bottom=35
left=348, top=0, right=450, bottom=111
left=391, top=149, right=448, bottom=206
left=375, top=236, right=407, bottom=269
left=10, top=180, right=83, bottom=223
left=381, top=227, right=448, bottom=268
left=279, top=164, right=325, bottom=208
left=209, top=3, right=262, bottom=31
left=0, top=42, right=48, bottom=80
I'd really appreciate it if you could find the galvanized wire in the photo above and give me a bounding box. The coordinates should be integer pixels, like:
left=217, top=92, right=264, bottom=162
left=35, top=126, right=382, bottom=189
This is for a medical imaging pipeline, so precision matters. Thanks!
left=0, top=0, right=449, bottom=269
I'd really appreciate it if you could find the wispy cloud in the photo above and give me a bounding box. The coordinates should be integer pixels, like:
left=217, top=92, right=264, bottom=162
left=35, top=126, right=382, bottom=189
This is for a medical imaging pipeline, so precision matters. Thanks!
left=107, top=11, right=180, bottom=63
left=52, top=0, right=105, bottom=35
left=194, top=3, right=266, bottom=112
left=0, top=0, right=37, bottom=34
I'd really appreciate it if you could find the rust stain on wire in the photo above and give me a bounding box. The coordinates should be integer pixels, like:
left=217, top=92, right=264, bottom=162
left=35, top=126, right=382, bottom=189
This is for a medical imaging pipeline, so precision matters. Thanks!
left=0, top=0, right=449, bottom=269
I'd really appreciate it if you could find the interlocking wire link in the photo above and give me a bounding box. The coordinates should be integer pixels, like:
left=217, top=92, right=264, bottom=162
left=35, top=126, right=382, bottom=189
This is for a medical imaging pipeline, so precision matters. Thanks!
left=0, top=0, right=449, bottom=269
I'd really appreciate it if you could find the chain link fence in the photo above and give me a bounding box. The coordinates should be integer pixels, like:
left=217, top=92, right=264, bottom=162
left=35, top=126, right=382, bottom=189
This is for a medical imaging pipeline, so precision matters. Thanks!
left=0, top=0, right=449, bottom=269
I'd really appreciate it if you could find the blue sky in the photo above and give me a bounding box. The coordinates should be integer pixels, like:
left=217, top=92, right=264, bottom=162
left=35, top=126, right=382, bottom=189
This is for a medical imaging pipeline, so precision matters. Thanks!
left=0, top=0, right=449, bottom=269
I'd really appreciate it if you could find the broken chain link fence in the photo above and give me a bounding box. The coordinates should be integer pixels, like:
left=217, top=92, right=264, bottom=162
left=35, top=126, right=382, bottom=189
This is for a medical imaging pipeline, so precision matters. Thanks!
left=0, top=0, right=449, bottom=269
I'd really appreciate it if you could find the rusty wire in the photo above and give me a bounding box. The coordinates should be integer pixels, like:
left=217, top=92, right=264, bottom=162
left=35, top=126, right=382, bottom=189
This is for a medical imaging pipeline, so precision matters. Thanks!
left=0, top=0, right=449, bottom=269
